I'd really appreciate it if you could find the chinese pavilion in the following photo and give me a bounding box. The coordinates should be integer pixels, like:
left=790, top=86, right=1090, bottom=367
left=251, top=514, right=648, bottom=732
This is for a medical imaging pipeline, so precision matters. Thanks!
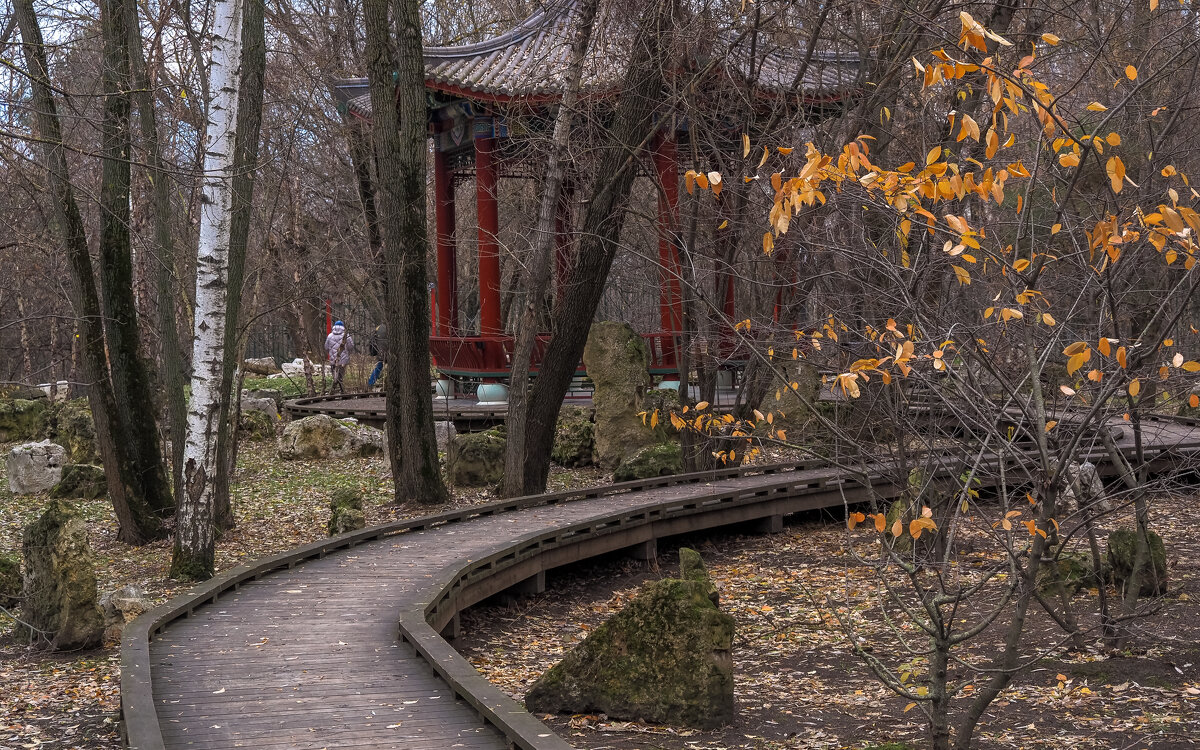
left=332, top=0, right=860, bottom=395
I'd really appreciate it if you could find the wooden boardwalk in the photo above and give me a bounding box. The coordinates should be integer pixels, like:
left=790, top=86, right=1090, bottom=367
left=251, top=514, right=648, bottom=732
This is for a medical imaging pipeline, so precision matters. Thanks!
left=124, top=414, right=1200, bottom=750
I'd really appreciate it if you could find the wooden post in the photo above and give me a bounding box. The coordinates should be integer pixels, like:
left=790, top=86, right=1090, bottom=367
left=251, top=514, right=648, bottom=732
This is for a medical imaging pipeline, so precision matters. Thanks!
left=434, top=148, right=458, bottom=335
left=654, top=135, right=682, bottom=332
left=475, top=126, right=502, bottom=336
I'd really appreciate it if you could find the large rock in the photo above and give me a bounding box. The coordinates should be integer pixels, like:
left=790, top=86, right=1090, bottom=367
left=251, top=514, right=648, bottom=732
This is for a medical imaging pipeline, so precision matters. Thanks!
left=0, top=398, right=47, bottom=442
left=21, top=499, right=104, bottom=650
left=240, top=396, right=279, bottom=422
left=582, top=322, right=655, bottom=467
left=49, top=464, right=107, bottom=500
left=328, top=488, right=366, bottom=536
left=99, top=584, right=151, bottom=645
left=0, top=554, right=20, bottom=609
left=37, top=398, right=98, bottom=464
left=7, top=441, right=66, bottom=494
left=525, top=548, right=734, bottom=729
left=278, top=415, right=384, bottom=460
left=242, top=356, right=281, bottom=375
left=448, top=428, right=506, bottom=487
left=612, top=443, right=683, bottom=483
left=244, top=388, right=285, bottom=410
left=551, top=406, right=594, bottom=467
left=1107, top=528, right=1168, bottom=597
left=1059, top=460, right=1112, bottom=515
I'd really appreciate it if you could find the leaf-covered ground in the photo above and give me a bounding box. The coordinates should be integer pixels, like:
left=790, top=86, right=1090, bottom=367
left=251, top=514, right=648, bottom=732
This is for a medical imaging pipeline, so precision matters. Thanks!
left=458, top=496, right=1200, bottom=749
left=0, top=435, right=601, bottom=750
left=3, top=434, right=1199, bottom=749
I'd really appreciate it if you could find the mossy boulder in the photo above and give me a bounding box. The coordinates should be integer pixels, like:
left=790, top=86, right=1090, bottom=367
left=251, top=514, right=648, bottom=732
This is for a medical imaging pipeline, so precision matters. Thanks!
left=239, top=409, right=276, bottom=440
left=0, top=399, right=47, bottom=442
left=613, top=442, right=683, bottom=483
left=0, top=554, right=21, bottom=609
left=551, top=406, right=594, bottom=467
left=448, top=427, right=506, bottom=487
left=1039, top=551, right=1103, bottom=597
left=328, top=488, right=366, bottom=536
left=583, top=322, right=655, bottom=467
left=525, top=548, right=734, bottom=729
left=50, top=464, right=107, bottom=500
left=37, top=398, right=98, bottom=464
left=1107, top=528, right=1168, bottom=597
left=278, top=414, right=384, bottom=460
left=21, top=499, right=104, bottom=650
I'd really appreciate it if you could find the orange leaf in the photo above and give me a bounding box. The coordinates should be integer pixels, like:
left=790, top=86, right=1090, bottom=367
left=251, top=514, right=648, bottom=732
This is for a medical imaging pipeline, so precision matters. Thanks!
left=874, top=513, right=887, bottom=532
left=1106, top=156, right=1126, bottom=193
left=1125, top=65, right=1138, bottom=81
left=1189, top=394, right=1199, bottom=408
left=1128, top=378, right=1141, bottom=397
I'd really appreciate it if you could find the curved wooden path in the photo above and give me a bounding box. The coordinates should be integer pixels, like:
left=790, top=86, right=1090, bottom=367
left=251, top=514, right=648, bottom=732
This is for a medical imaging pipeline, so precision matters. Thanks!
left=122, top=413, right=1200, bottom=750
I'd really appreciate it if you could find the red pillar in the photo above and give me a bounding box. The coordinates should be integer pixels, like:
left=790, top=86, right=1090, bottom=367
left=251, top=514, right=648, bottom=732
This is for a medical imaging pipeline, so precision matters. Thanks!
left=554, top=186, right=572, bottom=308
left=475, top=131, right=502, bottom=336
left=654, top=135, right=682, bottom=332
left=434, top=148, right=458, bottom=336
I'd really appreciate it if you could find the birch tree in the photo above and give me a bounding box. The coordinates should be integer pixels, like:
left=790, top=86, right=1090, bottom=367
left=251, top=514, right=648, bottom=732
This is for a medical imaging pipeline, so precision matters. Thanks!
left=171, top=0, right=245, bottom=580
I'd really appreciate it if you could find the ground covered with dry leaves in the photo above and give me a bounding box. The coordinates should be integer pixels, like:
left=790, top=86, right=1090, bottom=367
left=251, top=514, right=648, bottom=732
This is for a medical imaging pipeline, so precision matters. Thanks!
left=3, top=434, right=1199, bottom=750
left=0, top=436, right=600, bottom=749
left=459, top=495, right=1200, bottom=750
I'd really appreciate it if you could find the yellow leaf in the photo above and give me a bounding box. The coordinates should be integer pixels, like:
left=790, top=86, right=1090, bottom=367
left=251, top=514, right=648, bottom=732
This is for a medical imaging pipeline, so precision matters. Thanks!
left=770, top=172, right=782, bottom=192
left=1060, top=385, right=1076, bottom=396
left=1117, top=346, right=1128, bottom=368
left=718, top=219, right=728, bottom=229
left=1162, top=165, right=1178, bottom=177
left=1041, top=33, right=1060, bottom=45
left=763, top=232, right=774, bottom=254
left=891, top=519, right=903, bottom=538
left=1184, top=361, right=1200, bottom=372
left=1125, top=64, right=1138, bottom=81
left=1013, top=258, right=1030, bottom=272
left=1063, top=341, right=1089, bottom=356
left=1151, top=0, right=1159, bottom=9
left=1106, top=132, right=1121, bottom=147
left=1045, top=420, right=1058, bottom=432
left=904, top=702, right=917, bottom=713
left=742, top=133, right=750, bottom=158
left=953, top=265, right=971, bottom=285
left=1042, top=313, right=1056, bottom=326
left=874, top=513, right=887, bottom=532
left=1086, top=102, right=1108, bottom=112
left=847, top=511, right=866, bottom=529
left=649, top=410, right=659, bottom=429
left=777, top=147, right=794, bottom=155
left=1058, top=152, right=1080, bottom=168
left=1051, top=223, right=1062, bottom=234
left=695, top=401, right=710, bottom=411
left=1098, top=337, right=1112, bottom=357
left=1067, top=350, right=1090, bottom=375
left=758, top=146, right=769, bottom=169
left=1106, top=156, right=1126, bottom=193
left=696, top=172, right=710, bottom=190
left=708, top=171, right=723, bottom=197
left=1129, top=378, right=1141, bottom=397
left=926, top=145, right=942, bottom=166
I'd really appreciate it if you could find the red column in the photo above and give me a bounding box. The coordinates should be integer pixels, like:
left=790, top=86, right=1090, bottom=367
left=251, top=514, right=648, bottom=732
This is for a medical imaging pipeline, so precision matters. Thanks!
left=475, top=131, right=502, bottom=336
left=434, top=148, right=458, bottom=336
left=654, top=135, right=682, bottom=332
left=554, top=186, right=572, bottom=308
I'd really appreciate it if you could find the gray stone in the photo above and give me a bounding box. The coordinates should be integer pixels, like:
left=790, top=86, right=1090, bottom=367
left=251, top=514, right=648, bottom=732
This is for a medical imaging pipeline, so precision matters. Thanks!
left=99, top=584, right=151, bottom=645
left=50, top=464, right=106, bottom=500
left=244, top=388, right=285, bottom=410
left=0, top=398, right=47, bottom=442
left=551, top=406, right=594, bottom=467
left=448, top=428, right=506, bottom=487
left=278, top=415, right=384, bottom=460
left=525, top=549, right=734, bottom=729
left=1060, top=460, right=1112, bottom=515
left=243, top=356, right=281, bottom=374
left=582, top=322, right=655, bottom=468
left=435, top=421, right=457, bottom=452
left=240, top=396, right=279, bottom=422
left=21, top=499, right=104, bottom=650
left=328, top=488, right=366, bottom=536
left=7, top=441, right=66, bottom=494
left=612, top=443, right=683, bottom=483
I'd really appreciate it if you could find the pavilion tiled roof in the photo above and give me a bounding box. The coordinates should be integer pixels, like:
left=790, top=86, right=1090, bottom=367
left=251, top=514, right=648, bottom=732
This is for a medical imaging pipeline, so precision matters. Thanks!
left=333, top=0, right=860, bottom=118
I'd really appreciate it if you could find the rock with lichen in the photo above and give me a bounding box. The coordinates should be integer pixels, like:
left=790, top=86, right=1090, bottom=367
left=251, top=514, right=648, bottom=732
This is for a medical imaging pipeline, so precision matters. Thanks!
left=1107, top=528, right=1168, bottom=597
left=0, top=398, right=47, bottom=442
left=612, top=442, right=683, bottom=483
left=551, top=406, right=594, bottom=467
left=0, top=554, right=21, bottom=609
left=328, top=488, right=366, bottom=536
left=21, top=499, right=104, bottom=650
left=278, top=414, right=383, bottom=460
left=583, top=322, right=655, bottom=467
left=49, top=464, right=107, bottom=500
left=525, top=548, right=734, bottom=729
left=448, top=427, right=506, bottom=487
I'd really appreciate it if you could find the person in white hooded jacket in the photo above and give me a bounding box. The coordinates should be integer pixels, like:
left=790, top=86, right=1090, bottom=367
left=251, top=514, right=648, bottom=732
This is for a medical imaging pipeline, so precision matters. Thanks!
left=324, top=320, right=354, bottom=394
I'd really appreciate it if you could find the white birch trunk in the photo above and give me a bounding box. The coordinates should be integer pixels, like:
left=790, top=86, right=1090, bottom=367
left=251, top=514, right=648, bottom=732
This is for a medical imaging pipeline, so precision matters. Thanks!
left=174, top=0, right=244, bottom=578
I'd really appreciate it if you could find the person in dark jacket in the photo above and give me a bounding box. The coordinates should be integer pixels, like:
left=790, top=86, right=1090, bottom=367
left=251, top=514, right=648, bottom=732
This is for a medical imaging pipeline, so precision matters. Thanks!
left=367, top=323, right=387, bottom=387
left=324, top=321, right=354, bottom=394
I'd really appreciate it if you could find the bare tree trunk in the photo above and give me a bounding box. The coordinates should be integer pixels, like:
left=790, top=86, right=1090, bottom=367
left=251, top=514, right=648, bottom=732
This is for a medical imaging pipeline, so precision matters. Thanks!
left=214, top=0, right=267, bottom=531
left=364, top=0, right=448, bottom=504
left=98, top=0, right=173, bottom=519
left=502, top=0, right=598, bottom=497
left=516, top=0, right=676, bottom=495
left=172, top=0, right=245, bottom=580
left=15, top=0, right=164, bottom=543
left=128, top=0, right=187, bottom=511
